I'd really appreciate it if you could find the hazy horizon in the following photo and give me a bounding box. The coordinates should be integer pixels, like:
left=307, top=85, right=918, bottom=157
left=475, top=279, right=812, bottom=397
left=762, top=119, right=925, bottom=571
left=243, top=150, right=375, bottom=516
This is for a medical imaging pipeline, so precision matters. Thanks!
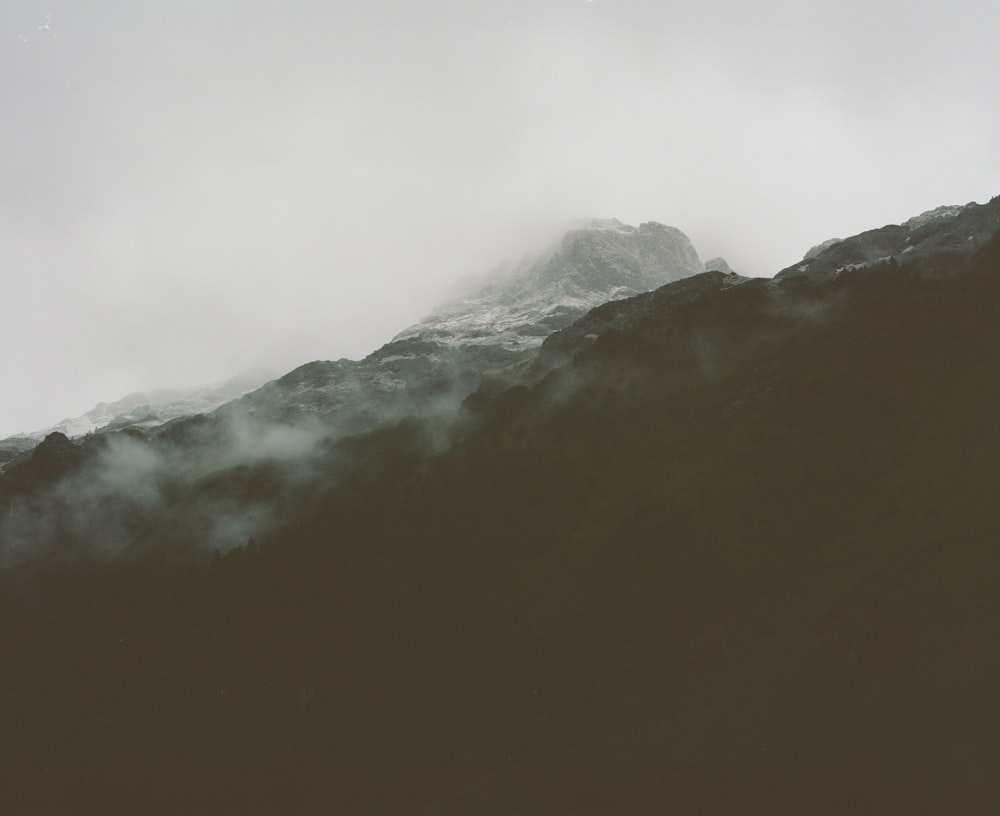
left=3, top=0, right=999, bottom=437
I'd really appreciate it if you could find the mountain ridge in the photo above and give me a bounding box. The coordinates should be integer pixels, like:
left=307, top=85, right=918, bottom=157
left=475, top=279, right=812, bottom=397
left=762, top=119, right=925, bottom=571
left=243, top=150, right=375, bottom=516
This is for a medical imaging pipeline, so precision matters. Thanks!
left=215, top=217, right=705, bottom=429
left=3, top=195, right=1000, bottom=813
left=777, top=196, right=1000, bottom=281
left=1, top=218, right=705, bottom=453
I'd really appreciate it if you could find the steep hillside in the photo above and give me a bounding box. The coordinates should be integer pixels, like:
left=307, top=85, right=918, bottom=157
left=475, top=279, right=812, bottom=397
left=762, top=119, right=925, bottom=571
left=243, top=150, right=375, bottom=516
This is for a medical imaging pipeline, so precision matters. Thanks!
left=2, top=201, right=1000, bottom=814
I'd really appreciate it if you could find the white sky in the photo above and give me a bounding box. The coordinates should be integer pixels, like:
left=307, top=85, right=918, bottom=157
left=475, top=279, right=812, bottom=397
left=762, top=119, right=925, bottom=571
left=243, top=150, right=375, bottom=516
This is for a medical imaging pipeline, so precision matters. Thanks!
left=2, top=0, right=998, bottom=437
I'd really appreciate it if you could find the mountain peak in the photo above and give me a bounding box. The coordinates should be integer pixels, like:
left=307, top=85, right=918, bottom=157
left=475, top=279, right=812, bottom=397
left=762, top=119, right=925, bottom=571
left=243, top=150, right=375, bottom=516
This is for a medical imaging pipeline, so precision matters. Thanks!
left=395, top=218, right=703, bottom=352
left=230, top=218, right=705, bottom=428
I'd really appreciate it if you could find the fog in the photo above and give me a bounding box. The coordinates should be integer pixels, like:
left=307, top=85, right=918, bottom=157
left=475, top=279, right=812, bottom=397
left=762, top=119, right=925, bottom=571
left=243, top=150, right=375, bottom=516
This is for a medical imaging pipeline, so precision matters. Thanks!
left=2, top=0, right=999, bottom=437
left=0, top=405, right=362, bottom=565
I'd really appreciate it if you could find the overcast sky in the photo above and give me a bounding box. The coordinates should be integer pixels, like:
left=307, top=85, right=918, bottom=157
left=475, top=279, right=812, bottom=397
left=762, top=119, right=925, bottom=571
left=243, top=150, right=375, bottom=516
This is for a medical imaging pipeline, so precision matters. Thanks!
left=2, top=0, right=998, bottom=436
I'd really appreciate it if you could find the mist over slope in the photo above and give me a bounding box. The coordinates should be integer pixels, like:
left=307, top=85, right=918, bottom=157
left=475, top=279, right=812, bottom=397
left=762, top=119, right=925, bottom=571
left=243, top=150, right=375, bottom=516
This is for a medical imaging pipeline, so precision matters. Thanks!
left=2, top=196, right=1000, bottom=813
left=0, top=218, right=704, bottom=565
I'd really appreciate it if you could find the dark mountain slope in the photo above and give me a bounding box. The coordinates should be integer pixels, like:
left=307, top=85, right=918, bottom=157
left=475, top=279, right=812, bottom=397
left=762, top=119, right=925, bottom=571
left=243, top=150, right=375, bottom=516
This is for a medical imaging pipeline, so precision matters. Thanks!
left=2, top=216, right=1000, bottom=813
left=301, top=232, right=1000, bottom=812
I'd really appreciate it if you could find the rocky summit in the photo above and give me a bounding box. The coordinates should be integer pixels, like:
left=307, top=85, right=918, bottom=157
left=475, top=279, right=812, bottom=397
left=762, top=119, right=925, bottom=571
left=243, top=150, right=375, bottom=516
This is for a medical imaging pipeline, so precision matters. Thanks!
left=394, top=218, right=703, bottom=352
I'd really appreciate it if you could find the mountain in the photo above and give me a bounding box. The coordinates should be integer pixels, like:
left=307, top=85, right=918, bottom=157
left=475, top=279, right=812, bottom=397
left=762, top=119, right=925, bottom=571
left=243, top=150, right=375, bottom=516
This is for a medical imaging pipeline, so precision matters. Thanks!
left=0, top=217, right=706, bottom=556
left=3, top=197, right=1000, bottom=813
left=4, top=218, right=705, bottom=457
left=394, top=218, right=704, bottom=349
left=217, top=218, right=704, bottom=429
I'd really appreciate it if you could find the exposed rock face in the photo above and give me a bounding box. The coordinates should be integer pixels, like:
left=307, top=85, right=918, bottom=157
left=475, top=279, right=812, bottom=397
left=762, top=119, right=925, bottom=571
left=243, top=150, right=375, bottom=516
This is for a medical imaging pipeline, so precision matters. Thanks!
left=776, top=197, right=1000, bottom=281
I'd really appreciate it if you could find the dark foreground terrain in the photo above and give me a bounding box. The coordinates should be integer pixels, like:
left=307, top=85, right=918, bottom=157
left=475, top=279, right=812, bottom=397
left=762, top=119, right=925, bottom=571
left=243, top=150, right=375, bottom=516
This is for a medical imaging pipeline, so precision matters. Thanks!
left=3, top=213, right=1000, bottom=813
